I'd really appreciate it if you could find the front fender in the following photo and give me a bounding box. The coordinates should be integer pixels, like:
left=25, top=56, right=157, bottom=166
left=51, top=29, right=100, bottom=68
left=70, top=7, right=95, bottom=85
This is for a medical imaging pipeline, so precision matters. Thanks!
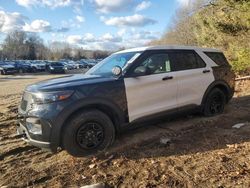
left=50, top=97, right=127, bottom=149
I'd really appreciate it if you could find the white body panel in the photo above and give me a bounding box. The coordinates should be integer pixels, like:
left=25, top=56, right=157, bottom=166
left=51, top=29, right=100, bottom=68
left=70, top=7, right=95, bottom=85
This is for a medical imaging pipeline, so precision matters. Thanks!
left=123, top=47, right=218, bottom=122
left=125, top=72, right=178, bottom=122
left=175, top=68, right=214, bottom=107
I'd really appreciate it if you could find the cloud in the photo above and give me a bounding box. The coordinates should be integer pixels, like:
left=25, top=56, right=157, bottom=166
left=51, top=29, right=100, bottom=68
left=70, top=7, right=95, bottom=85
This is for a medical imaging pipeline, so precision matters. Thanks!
left=83, top=33, right=96, bottom=42
left=101, top=33, right=122, bottom=42
left=23, top=19, right=51, bottom=32
left=0, top=10, right=61, bottom=34
left=61, top=15, right=85, bottom=29
left=56, top=27, right=70, bottom=32
left=93, top=0, right=133, bottom=14
left=176, top=0, right=192, bottom=7
left=119, top=30, right=160, bottom=49
left=67, top=35, right=83, bottom=44
left=15, top=0, right=84, bottom=10
left=135, top=1, right=152, bottom=12
left=64, top=29, right=160, bottom=51
left=117, top=28, right=126, bottom=37
left=15, top=0, right=38, bottom=8
left=0, top=10, right=27, bottom=33
left=102, top=14, right=157, bottom=27
left=76, top=15, right=85, bottom=23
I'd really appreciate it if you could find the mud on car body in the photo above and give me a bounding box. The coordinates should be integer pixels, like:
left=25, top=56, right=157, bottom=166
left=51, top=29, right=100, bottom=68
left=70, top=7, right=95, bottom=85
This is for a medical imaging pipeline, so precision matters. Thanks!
left=17, top=46, right=235, bottom=156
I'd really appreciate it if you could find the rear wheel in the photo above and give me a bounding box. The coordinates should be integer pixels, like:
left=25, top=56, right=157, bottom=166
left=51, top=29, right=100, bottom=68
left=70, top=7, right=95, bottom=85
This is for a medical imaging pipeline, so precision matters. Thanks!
left=62, top=110, right=115, bottom=156
left=203, top=88, right=226, bottom=116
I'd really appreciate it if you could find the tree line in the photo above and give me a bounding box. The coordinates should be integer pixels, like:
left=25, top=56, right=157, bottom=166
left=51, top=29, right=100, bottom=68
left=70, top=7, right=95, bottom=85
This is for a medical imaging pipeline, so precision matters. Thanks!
left=150, top=0, right=250, bottom=75
left=0, top=31, right=110, bottom=61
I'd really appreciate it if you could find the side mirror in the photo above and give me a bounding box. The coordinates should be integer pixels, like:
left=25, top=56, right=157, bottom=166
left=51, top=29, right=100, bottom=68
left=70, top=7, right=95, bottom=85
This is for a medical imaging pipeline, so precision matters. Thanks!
left=134, top=66, right=147, bottom=76
left=112, top=66, right=122, bottom=77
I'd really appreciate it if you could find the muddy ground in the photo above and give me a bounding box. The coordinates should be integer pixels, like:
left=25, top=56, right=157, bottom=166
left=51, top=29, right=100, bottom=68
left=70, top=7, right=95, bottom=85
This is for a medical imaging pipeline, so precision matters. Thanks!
left=0, top=74, right=250, bottom=188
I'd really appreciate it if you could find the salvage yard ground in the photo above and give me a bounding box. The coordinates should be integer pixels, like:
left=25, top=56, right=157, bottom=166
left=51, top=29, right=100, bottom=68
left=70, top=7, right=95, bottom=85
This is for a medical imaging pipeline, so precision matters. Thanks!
left=0, top=74, right=250, bottom=187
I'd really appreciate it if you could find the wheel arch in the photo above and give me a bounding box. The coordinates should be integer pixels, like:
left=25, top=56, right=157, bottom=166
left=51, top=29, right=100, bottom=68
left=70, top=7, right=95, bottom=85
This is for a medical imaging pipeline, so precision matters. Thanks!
left=201, top=80, right=232, bottom=106
left=50, top=98, right=128, bottom=149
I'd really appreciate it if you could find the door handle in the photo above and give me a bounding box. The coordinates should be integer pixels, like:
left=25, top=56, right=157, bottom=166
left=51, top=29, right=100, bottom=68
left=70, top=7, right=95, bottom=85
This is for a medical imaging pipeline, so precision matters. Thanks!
left=162, top=76, right=173, bottom=81
left=203, top=69, right=211, bottom=73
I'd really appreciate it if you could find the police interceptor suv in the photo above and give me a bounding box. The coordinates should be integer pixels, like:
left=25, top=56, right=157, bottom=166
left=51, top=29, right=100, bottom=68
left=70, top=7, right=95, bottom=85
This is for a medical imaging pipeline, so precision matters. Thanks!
left=17, top=46, right=235, bottom=156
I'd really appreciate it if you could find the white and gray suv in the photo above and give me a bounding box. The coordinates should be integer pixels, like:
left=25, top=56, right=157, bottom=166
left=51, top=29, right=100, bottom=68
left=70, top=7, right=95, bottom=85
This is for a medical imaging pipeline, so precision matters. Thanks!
left=17, top=46, right=235, bottom=156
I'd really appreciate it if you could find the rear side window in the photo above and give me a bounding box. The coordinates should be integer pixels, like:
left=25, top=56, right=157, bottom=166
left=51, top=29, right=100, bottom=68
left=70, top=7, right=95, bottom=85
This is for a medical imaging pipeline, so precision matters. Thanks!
left=171, top=51, right=206, bottom=71
left=204, top=52, right=229, bottom=66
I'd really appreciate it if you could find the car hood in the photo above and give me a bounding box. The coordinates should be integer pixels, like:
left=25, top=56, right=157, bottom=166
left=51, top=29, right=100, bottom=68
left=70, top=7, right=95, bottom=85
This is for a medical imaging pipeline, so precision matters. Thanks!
left=31, top=63, right=45, bottom=66
left=26, top=74, right=116, bottom=92
left=0, top=65, right=15, bottom=68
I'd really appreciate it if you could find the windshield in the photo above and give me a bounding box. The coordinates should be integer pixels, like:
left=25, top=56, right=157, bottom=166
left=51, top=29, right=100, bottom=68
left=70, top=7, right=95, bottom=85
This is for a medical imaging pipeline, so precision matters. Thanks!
left=86, top=51, right=142, bottom=77
left=51, top=62, right=63, bottom=66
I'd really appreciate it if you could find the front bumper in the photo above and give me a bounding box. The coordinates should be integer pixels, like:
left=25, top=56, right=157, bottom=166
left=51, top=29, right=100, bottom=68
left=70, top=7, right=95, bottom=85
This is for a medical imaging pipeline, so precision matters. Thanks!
left=4, top=69, right=17, bottom=74
left=17, top=120, right=52, bottom=151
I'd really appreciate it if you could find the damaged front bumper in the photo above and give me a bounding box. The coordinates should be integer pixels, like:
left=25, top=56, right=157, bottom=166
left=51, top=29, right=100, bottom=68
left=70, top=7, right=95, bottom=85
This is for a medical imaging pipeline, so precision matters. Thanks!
left=17, top=115, right=53, bottom=151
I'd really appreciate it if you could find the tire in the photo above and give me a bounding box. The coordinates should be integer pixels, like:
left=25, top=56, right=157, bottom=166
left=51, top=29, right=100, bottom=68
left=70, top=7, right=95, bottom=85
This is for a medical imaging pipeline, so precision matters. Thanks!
left=62, top=110, right=115, bottom=157
left=0, top=70, right=5, bottom=75
left=203, top=88, right=226, bottom=117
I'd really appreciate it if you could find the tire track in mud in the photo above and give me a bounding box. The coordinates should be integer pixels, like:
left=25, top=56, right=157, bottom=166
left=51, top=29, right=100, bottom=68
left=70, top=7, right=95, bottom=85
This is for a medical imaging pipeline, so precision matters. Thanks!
left=0, top=145, right=35, bottom=160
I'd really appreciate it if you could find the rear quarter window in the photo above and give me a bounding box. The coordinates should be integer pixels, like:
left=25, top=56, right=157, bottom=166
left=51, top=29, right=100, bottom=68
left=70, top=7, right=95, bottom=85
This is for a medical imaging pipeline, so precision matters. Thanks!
left=204, top=52, right=229, bottom=66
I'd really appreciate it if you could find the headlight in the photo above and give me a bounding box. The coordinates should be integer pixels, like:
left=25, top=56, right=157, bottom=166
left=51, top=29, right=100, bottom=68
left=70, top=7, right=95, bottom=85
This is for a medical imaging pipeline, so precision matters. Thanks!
left=31, top=90, right=74, bottom=104
left=49, top=66, right=54, bottom=70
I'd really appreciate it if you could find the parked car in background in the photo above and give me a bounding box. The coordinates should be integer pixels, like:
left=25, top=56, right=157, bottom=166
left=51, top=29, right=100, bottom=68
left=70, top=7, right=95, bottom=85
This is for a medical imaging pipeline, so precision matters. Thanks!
left=85, top=59, right=98, bottom=68
left=68, top=61, right=78, bottom=69
left=30, top=61, right=46, bottom=72
left=96, top=58, right=103, bottom=63
left=0, top=62, right=17, bottom=75
left=46, top=62, right=67, bottom=74
left=76, top=60, right=88, bottom=69
left=62, top=62, right=74, bottom=70
left=13, top=61, right=33, bottom=73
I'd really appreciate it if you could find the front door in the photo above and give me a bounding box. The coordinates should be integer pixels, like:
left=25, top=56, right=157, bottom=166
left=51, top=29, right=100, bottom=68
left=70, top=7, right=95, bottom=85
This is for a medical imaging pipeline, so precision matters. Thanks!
left=124, top=51, right=178, bottom=122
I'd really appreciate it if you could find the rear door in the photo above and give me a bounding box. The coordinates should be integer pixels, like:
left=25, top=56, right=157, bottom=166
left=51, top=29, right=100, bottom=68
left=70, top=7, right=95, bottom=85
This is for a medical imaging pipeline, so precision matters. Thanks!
left=124, top=50, right=178, bottom=122
left=170, top=50, right=214, bottom=107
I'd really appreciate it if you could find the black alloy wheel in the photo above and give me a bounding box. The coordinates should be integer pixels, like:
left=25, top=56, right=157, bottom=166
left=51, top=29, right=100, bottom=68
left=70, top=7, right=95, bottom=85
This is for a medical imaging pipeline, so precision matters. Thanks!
left=76, top=122, right=104, bottom=150
left=203, top=88, right=226, bottom=116
left=62, top=110, right=115, bottom=156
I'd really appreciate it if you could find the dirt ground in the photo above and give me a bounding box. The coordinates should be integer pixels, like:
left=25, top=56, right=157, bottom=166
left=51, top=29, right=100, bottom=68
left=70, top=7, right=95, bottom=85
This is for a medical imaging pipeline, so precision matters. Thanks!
left=0, top=74, right=250, bottom=188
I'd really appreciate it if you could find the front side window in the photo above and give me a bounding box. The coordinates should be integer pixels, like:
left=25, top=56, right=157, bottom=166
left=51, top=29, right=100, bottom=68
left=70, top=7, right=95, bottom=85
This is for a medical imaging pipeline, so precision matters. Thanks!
left=132, top=53, right=172, bottom=76
left=171, top=51, right=206, bottom=71
left=86, top=52, right=142, bottom=77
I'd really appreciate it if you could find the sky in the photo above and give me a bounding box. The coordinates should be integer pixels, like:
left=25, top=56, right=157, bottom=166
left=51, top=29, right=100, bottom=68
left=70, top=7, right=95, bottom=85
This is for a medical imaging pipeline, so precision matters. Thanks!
left=0, top=0, right=192, bottom=51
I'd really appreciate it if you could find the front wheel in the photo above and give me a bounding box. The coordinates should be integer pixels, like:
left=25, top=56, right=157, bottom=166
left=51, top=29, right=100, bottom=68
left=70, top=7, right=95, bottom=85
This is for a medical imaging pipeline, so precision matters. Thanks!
left=62, top=110, right=115, bottom=156
left=203, top=88, right=226, bottom=116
